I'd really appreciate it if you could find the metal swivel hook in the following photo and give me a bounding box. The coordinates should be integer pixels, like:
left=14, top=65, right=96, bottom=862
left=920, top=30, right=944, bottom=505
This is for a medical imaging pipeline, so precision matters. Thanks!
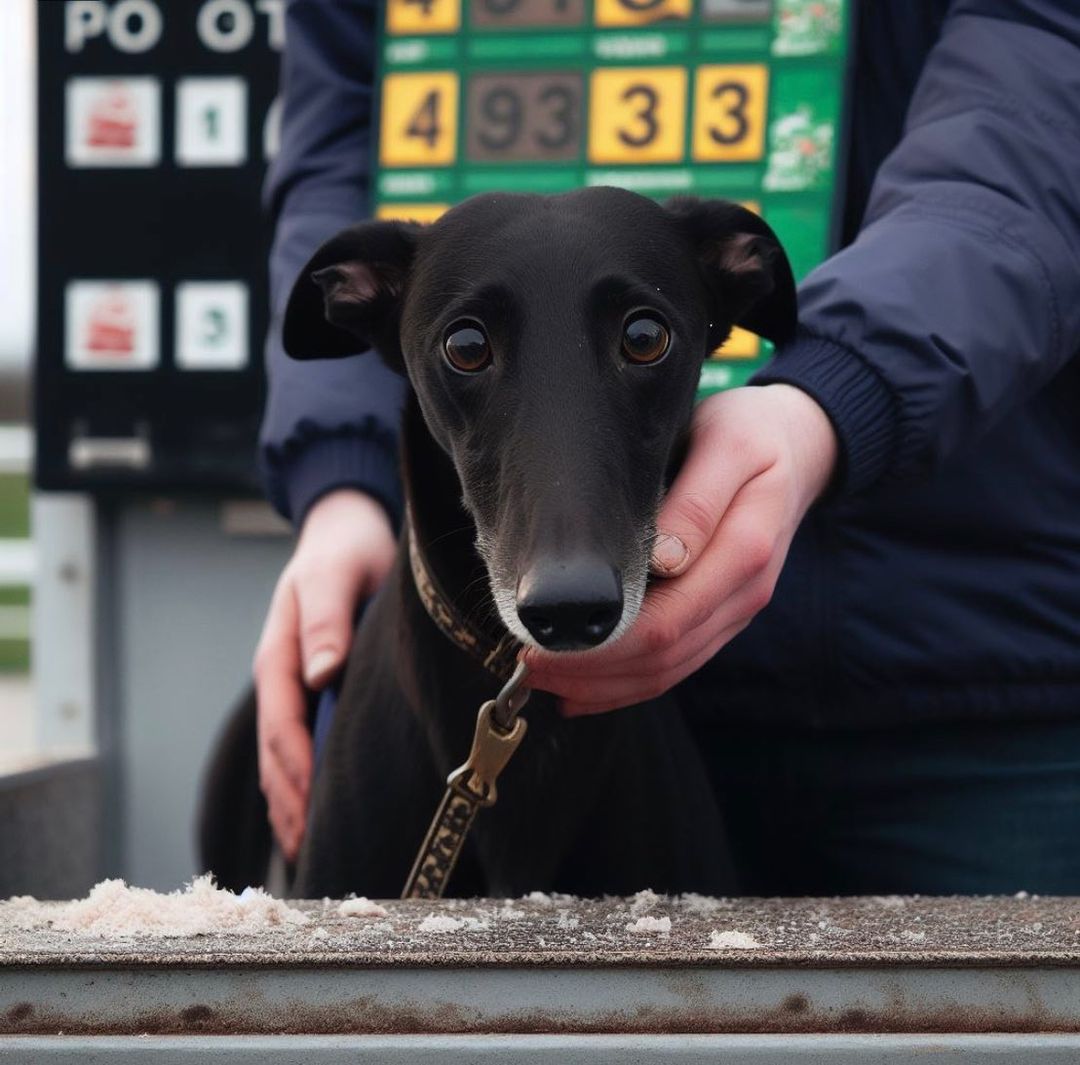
left=493, top=660, right=532, bottom=732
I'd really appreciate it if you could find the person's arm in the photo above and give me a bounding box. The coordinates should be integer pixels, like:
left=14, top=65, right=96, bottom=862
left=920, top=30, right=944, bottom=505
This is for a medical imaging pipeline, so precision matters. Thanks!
left=255, top=0, right=404, bottom=858
left=525, top=0, right=1080, bottom=714
left=755, top=0, right=1080, bottom=491
left=260, top=0, right=407, bottom=528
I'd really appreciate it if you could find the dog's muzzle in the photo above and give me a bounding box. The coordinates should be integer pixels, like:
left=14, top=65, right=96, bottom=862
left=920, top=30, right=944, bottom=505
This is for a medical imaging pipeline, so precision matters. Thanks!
left=515, top=557, right=623, bottom=651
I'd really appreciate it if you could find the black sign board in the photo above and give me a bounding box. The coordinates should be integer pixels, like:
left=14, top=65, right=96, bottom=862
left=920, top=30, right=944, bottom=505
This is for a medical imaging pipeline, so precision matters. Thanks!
left=35, top=0, right=283, bottom=493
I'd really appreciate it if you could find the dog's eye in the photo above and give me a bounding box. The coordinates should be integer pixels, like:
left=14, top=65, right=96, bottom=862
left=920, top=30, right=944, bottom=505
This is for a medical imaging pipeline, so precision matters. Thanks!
left=443, top=324, right=492, bottom=373
left=622, top=316, right=670, bottom=365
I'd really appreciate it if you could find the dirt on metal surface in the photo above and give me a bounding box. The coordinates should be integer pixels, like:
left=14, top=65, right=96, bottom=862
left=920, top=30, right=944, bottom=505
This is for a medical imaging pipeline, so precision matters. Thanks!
left=6, top=893, right=1080, bottom=1036
left=3, top=891, right=1080, bottom=969
left=8, top=982, right=1080, bottom=1038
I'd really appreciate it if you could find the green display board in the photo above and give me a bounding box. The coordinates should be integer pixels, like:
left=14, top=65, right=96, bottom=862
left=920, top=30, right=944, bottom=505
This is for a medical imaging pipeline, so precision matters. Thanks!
left=373, top=0, right=849, bottom=393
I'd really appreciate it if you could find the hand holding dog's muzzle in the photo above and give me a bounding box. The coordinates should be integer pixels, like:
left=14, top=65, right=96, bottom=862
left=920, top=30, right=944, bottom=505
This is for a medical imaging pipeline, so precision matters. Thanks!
left=523, top=384, right=838, bottom=717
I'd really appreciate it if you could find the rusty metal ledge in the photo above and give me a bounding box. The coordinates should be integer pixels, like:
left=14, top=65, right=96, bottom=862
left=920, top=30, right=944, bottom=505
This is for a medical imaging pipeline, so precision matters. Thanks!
left=4, top=896, right=1080, bottom=1036
left=8, top=965, right=1080, bottom=1036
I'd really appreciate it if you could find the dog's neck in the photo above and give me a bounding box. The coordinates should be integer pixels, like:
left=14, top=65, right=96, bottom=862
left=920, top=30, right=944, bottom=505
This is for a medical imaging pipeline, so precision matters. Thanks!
left=400, top=395, right=509, bottom=657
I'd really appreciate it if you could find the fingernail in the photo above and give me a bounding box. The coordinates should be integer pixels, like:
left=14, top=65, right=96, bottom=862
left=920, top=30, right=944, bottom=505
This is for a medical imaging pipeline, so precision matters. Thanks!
left=650, top=533, right=689, bottom=576
left=304, top=649, right=337, bottom=687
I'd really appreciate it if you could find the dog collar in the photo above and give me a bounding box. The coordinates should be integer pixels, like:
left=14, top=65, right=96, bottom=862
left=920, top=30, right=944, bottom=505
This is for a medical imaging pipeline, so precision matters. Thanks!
left=406, top=515, right=522, bottom=683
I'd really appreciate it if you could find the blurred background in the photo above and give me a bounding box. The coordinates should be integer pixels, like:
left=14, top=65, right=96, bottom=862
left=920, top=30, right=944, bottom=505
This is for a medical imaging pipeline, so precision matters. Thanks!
left=0, top=0, right=34, bottom=677
left=1, top=0, right=40, bottom=778
left=1, top=0, right=292, bottom=898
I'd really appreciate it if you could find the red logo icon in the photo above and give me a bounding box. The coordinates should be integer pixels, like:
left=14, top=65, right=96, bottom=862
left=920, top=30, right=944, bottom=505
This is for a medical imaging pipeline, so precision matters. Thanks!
left=86, top=84, right=138, bottom=149
left=85, top=289, right=136, bottom=356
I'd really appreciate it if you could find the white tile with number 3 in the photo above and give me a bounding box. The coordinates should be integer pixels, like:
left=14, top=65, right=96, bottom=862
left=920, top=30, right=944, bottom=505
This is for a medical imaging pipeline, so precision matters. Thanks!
left=176, top=282, right=249, bottom=370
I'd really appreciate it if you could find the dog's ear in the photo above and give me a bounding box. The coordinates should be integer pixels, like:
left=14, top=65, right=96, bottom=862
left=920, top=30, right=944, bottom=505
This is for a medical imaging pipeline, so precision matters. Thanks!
left=665, top=197, right=797, bottom=348
left=283, top=220, right=420, bottom=369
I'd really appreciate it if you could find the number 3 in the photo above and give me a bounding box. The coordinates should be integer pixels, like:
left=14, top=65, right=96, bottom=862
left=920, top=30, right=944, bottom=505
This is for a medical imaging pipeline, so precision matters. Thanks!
left=594, top=0, right=690, bottom=26
left=617, top=84, right=659, bottom=148
left=692, top=64, right=767, bottom=163
left=588, top=67, right=687, bottom=163
left=708, top=81, right=749, bottom=145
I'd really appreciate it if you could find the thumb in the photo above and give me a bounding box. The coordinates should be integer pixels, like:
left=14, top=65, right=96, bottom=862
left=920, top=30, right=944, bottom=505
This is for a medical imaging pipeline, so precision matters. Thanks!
left=297, top=572, right=359, bottom=689
left=650, top=412, right=759, bottom=578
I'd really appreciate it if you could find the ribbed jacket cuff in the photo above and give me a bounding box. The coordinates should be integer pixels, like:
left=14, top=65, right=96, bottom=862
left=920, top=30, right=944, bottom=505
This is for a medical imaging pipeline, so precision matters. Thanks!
left=751, top=330, right=899, bottom=494
left=284, top=434, right=403, bottom=532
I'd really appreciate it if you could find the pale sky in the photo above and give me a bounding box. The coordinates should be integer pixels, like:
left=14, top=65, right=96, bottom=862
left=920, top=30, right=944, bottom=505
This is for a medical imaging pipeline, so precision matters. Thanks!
left=0, top=0, right=34, bottom=371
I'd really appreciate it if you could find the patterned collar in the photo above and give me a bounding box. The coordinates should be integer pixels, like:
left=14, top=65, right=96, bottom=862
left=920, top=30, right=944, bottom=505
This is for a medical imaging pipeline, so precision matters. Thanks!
left=406, top=516, right=521, bottom=683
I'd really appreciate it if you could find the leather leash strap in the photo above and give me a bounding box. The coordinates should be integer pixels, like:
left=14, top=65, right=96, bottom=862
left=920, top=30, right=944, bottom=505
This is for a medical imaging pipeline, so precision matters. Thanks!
left=402, top=521, right=531, bottom=899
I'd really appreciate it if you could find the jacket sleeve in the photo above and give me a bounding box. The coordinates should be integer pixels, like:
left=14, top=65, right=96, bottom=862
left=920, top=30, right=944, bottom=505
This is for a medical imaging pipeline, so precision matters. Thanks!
left=754, top=0, right=1080, bottom=493
left=259, top=0, right=407, bottom=527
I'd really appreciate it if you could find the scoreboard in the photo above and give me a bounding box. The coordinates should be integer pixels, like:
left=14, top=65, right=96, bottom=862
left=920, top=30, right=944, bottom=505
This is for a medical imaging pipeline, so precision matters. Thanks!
left=373, top=0, right=851, bottom=394
left=35, top=0, right=282, bottom=493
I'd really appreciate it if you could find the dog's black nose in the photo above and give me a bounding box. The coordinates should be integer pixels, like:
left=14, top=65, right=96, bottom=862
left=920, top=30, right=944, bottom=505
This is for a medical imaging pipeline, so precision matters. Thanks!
left=516, top=559, right=623, bottom=650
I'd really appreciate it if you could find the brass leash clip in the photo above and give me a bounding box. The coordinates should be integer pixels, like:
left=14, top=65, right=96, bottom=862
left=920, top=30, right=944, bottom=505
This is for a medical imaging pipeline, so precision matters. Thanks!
left=447, top=698, right=528, bottom=808
left=402, top=662, right=532, bottom=898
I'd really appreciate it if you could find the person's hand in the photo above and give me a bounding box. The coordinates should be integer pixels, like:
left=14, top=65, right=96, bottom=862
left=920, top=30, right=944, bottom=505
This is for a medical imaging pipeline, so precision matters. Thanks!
left=253, top=489, right=397, bottom=860
left=522, top=384, right=838, bottom=716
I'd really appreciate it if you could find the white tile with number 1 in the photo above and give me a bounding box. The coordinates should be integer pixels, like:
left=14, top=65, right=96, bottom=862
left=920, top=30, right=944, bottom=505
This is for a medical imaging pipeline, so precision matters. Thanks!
left=176, top=78, right=248, bottom=167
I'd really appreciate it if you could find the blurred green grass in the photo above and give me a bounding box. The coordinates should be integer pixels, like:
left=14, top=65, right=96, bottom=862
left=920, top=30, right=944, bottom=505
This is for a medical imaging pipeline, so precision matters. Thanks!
left=0, top=472, right=31, bottom=672
left=0, top=473, right=30, bottom=538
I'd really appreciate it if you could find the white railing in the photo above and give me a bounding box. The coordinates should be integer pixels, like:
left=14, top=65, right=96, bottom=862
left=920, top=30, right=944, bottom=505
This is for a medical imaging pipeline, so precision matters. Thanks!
left=0, top=425, right=32, bottom=474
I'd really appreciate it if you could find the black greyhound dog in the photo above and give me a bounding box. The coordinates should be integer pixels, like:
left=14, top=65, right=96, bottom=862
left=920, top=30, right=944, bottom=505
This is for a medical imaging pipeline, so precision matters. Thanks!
left=201, top=187, right=796, bottom=899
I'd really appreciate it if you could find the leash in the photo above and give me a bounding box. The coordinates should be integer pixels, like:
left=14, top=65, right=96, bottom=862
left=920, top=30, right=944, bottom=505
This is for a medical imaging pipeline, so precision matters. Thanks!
left=402, top=661, right=532, bottom=899
left=402, top=521, right=532, bottom=899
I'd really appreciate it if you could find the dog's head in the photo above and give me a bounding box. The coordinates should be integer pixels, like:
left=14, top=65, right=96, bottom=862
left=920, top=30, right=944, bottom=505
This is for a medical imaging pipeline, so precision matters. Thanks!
left=284, top=188, right=795, bottom=652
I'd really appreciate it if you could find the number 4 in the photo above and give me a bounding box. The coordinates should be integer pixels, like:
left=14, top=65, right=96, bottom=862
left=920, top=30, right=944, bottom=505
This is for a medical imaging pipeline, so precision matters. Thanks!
left=380, top=72, right=459, bottom=166
left=387, top=0, right=460, bottom=34
left=406, top=90, right=442, bottom=149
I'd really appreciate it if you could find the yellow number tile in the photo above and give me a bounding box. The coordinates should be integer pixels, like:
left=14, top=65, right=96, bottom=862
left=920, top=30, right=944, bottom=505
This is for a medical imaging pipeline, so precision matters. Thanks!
left=386, top=0, right=461, bottom=35
left=692, top=64, right=768, bottom=163
left=594, top=0, right=691, bottom=27
left=375, top=203, right=450, bottom=223
left=588, top=67, right=687, bottom=164
left=712, top=326, right=760, bottom=360
left=380, top=72, right=459, bottom=168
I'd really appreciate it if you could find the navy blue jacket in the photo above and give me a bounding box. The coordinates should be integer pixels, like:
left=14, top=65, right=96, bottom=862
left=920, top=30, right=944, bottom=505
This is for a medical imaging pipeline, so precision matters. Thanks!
left=262, top=0, right=406, bottom=528
left=262, top=0, right=1080, bottom=725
